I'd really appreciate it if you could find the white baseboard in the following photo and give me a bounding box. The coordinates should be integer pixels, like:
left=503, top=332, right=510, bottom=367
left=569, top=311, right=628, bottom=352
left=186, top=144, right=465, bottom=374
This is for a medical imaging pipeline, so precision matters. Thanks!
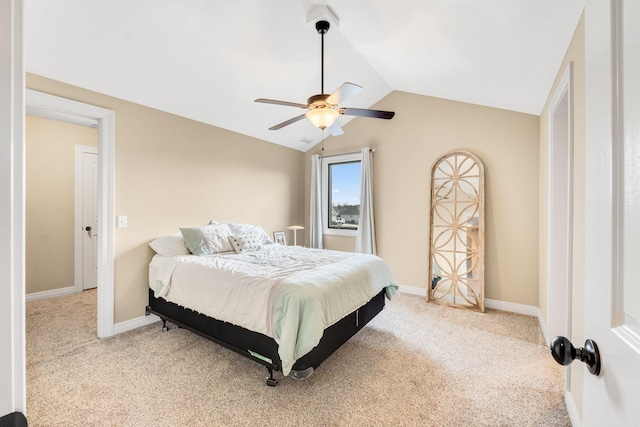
left=566, top=390, right=581, bottom=427
left=397, top=284, right=427, bottom=297
left=114, top=287, right=546, bottom=340
left=484, top=298, right=541, bottom=317
left=113, top=313, right=161, bottom=335
left=26, top=286, right=76, bottom=302
left=397, top=285, right=547, bottom=339
left=538, top=310, right=549, bottom=345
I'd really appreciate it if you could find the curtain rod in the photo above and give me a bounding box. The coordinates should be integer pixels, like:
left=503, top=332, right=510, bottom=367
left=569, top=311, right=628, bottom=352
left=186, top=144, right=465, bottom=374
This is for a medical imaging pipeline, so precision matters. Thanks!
left=317, top=148, right=375, bottom=159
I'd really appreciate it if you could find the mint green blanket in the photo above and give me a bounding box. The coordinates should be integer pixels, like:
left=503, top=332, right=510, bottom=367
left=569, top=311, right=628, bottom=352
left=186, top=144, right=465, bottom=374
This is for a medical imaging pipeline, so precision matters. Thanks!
left=272, top=253, right=398, bottom=375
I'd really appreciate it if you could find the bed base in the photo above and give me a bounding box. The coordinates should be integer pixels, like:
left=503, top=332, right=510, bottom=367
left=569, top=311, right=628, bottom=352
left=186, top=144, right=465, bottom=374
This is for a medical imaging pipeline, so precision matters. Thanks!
left=146, top=288, right=386, bottom=386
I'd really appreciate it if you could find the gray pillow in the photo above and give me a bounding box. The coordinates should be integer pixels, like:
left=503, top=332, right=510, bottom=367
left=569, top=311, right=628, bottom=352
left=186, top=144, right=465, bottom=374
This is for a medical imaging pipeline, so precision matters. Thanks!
left=180, top=223, right=234, bottom=255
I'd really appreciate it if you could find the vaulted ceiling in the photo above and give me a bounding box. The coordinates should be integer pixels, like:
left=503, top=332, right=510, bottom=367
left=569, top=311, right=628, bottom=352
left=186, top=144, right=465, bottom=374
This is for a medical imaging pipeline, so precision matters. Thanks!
left=25, top=0, right=584, bottom=151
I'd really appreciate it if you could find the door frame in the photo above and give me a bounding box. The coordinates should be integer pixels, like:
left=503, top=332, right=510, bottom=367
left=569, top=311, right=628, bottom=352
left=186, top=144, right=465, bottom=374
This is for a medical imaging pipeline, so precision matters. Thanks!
left=74, top=145, right=98, bottom=293
left=26, top=89, right=115, bottom=339
left=547, top=62, right=574, bottom=345
left=1, top=0, right=25, bottom=413
left=546, top=63, right=575, bottom=410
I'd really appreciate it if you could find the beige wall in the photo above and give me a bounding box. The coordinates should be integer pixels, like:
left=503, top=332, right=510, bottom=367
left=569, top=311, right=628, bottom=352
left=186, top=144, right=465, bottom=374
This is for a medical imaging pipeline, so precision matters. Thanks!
left=539, top=13, right=585, bottom=421
left=26, top=74, right=305, bottom=323
left=25, top=115, right=98, bottom=293
left=305, top=91, right=540, bottom=305
left=25, top=72, right=542, bottom=318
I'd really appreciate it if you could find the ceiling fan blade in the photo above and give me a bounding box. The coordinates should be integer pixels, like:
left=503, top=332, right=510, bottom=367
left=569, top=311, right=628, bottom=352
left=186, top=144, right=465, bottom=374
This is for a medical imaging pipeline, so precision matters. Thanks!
left=326, top=82, right=362, bottom=105
left=255, top=98, right=309, bottom=109
left=327, top=120, right=344, bottom=137
left=268, top=114, right=307, bottom=130
left=339, top=108, right=395, bottom=120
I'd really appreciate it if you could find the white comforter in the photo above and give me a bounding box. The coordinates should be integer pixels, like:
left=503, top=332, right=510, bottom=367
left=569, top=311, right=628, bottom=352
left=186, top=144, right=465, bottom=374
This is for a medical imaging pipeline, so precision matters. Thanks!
left=149, top=244, right=398, bottom=375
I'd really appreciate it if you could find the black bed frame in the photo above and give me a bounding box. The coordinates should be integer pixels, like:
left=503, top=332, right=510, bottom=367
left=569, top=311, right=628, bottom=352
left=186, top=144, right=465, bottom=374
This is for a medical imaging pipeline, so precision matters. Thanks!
left=146, top=288, right=386, bottom=386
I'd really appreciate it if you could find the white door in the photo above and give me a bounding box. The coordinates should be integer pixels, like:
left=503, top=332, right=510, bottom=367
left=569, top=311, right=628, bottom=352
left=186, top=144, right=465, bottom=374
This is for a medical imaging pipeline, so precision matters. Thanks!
left=583, top=0, right=640, bottom=424
left=80, top=148, right=98, bottom=290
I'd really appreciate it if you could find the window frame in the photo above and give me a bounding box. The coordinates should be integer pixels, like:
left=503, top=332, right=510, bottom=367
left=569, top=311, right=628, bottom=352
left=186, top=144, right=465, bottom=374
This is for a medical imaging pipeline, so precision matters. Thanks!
left=321, top=152, right=362, bottom=237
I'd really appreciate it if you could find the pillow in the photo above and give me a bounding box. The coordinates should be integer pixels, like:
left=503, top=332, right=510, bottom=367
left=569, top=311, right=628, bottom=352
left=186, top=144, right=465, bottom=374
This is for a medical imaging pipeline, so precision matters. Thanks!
left=228, top=234, right=263, bottom=254
left=149, top=233, right=190, bottom=256
left=226, top=223, right=273, bottom=245
left=179, top=223, right=234, bottom=255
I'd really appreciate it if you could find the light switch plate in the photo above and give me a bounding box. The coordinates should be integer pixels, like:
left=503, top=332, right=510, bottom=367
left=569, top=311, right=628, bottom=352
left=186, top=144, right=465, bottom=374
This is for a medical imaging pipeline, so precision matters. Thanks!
left=117, top=216, right=127, bottom=228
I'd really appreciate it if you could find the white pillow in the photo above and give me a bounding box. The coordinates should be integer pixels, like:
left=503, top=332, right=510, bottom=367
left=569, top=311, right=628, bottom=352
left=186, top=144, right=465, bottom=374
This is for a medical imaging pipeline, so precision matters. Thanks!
left=149, top=233, right=190, bottom=257
left=228, top=234, right=263, bottom=254
left=226, top=223, right=273, bottom=245
left=180, top=223, right=234, bottom=255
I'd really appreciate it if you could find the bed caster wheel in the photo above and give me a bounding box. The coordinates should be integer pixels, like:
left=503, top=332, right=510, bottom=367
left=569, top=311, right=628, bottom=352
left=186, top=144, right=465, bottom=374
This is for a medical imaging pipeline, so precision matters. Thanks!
left=162, top=326, right=169, bottom=332
left=265, top=368, right=278, bottom=387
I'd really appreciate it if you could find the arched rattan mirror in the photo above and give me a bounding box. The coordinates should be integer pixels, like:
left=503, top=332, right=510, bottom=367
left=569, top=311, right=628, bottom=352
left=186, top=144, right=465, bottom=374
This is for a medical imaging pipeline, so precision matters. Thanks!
left=428, top=151, right=485, bottom=312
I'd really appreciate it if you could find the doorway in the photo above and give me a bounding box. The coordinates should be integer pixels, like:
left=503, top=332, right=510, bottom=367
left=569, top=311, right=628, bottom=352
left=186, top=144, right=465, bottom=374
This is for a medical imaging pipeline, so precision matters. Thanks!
left=26, top=89, right=115, bottom=339
left=25, top=118, right=98, bottom=300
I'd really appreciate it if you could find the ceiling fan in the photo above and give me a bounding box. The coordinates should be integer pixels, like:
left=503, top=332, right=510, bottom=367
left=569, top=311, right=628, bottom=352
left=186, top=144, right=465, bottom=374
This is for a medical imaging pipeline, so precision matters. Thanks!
left=255, top=20, right=395, bottom=136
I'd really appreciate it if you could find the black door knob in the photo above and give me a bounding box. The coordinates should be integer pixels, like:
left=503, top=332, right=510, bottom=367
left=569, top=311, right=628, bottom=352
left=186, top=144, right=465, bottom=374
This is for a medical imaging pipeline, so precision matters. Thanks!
left=550, top=336, right=601, bottom=376
left=85, top=226, right=92, bottom=231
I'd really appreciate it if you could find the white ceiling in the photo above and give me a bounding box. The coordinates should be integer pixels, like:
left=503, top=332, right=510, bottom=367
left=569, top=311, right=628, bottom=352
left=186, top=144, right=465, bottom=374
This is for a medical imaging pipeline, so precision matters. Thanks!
left=24, top=0, right=584, bottom=152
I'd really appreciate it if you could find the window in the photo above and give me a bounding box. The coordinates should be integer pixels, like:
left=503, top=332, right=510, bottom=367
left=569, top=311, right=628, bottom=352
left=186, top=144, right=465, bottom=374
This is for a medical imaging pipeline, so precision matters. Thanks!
left=321, top=152, right=362, bottom=236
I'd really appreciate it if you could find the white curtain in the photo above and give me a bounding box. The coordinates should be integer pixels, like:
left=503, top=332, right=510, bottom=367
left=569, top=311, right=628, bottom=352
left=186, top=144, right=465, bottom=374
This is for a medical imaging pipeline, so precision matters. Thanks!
left=309, top=154, right=323, bottom=249
left=355, top=147, right=376, bottom=254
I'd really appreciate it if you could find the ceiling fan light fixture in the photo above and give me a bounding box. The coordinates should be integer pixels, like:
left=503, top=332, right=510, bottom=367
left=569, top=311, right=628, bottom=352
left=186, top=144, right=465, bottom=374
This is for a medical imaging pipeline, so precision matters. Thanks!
left=255, top=19, right=395, bottom=136
left=306, top=107, right=339, bottom=129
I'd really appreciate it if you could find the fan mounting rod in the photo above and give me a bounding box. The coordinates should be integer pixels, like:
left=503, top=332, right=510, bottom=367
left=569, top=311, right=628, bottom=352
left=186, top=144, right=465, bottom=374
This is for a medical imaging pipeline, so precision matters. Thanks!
left=316, top=20, right=330, bottom=95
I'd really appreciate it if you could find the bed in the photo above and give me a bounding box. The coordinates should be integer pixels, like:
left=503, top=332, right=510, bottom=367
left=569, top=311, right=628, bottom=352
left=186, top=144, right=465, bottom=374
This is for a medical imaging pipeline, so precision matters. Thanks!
left=145, top=222, right=398, bottom=386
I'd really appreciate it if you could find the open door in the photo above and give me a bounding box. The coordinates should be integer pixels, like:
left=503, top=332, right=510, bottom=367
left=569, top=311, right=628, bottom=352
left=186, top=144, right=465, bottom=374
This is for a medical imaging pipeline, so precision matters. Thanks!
left=582, top=0, right=640, bottom=423
left=76, top=146, right=98, bottom=290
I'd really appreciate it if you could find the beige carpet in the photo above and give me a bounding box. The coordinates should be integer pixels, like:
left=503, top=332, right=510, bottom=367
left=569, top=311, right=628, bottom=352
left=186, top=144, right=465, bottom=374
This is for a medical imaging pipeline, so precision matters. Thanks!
left=26, top=290, right=571, bottom=426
